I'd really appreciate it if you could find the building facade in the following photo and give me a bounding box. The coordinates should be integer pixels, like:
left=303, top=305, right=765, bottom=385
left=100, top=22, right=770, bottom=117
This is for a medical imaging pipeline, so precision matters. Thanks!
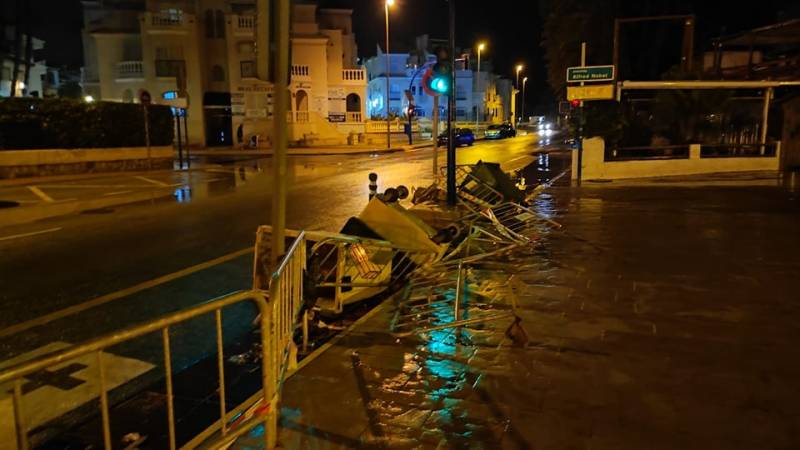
left=365, top=49, right=511, bottom=124
left=81, top=0, right=367, bottom=147
left=1, top=25, right=47, bottom=98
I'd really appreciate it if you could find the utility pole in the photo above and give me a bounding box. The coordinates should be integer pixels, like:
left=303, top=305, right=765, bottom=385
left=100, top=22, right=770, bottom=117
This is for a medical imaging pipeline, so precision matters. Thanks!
left=271, top=0, right=290, bottom=270
left=576, top=42, right=586, bottom=183
left=384, top=0, right=394, bottom=150
left=446, top=0, right=456, bottom=206
left=432, top=95, right=439, bottom=175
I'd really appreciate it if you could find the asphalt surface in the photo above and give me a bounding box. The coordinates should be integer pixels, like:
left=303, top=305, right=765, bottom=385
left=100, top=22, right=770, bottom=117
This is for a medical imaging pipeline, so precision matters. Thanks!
left=0, top=135, right=553, bottom=361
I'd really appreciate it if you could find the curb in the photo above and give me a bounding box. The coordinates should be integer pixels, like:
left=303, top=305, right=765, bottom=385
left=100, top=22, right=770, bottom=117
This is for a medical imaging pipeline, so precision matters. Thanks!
left=0, top=188, right=175, bottom=228
left=190, top=147, right=403, bottom=157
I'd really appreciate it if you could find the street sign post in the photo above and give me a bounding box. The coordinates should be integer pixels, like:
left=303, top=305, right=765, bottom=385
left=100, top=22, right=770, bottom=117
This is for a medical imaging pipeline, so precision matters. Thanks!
left=566, top=65, right=615, bottom=83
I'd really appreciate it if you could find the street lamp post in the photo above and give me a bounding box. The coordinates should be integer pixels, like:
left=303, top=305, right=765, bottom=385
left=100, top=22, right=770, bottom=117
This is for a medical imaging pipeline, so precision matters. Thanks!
left=384, top=0, right=394, bottom=150
left=515, top=64, right=523, bottom=123
left=476, top=42, right=485, bottom=128
left=521, top=76, right=528, bottom=124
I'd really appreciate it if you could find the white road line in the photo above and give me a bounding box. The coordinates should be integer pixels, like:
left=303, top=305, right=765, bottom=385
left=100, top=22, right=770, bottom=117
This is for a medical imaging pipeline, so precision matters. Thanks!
left=134, top=176, right=169, bottom=187
left=0, top=247, right=253, bottom=338
left=507, top=155, right=528, bottom=164
left=27, top=186, right=55, bottom=202
left=102, top=190, right=133, bottom=196
left=0, top=227, right=62, bottom=242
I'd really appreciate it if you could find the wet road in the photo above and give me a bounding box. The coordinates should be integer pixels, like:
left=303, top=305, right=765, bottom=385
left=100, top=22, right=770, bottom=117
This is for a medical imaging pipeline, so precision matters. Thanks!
left=0, top=135, right=553, bottom=359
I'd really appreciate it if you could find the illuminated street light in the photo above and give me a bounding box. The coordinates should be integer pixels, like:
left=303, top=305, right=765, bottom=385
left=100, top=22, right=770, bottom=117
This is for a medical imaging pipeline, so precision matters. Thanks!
left=515, top=64, right=524, bottom=123
left=84, top=95, right=95, bottom=103
left=384, top=0, right=395, bottom=149
left=521, top=76, right=528, bottom=123
left=476, top=41, right=486, bottom=127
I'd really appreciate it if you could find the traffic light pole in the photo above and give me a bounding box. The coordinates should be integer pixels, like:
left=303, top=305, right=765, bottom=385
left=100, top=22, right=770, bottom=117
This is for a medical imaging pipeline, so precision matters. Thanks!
left=446, top=0, right=457, bottom=206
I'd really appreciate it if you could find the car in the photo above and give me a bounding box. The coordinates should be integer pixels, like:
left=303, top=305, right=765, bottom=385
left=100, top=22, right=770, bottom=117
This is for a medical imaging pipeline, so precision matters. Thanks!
left=437, top=128, right=475, bottom=147
left=484, top=123, right=516, bottom=140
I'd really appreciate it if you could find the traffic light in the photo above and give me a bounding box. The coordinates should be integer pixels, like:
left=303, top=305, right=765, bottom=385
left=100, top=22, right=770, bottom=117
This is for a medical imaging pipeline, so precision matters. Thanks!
left=570, top=99, right=581, bottom=108
left=422, top=46, right=451, bottom=96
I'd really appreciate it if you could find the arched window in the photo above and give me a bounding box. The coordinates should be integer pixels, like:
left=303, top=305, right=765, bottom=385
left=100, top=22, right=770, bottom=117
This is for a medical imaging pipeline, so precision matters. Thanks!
left=345, top=93, right=361, bottom=112
left=122, top=89, right=133, bottom=103
left=295, top=90, right=309, bottom=111
left=211, top=65, right=225, bottom=82
left=205, top=10, right=214, bottom=38
left=215, top=10, right=226, bottom=38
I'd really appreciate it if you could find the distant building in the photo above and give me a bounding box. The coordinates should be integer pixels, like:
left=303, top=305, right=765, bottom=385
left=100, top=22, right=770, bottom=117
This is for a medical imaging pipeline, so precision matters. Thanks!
left=81, top=0, right=367, bottom=147
left=364, top=42, right=511, bottom=124
left=0, top=25, right=47, bottom=98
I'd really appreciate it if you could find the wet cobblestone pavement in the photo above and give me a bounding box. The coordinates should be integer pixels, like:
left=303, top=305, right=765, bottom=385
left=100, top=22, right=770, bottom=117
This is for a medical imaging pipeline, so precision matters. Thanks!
left=239, top=174, right=800, bottom=449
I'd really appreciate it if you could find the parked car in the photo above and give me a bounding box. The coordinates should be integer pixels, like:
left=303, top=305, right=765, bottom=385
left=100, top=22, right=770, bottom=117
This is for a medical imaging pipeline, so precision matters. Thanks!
left=437, top=128, right=475, bottom=147
left=484, top=123, right=516, bottom=140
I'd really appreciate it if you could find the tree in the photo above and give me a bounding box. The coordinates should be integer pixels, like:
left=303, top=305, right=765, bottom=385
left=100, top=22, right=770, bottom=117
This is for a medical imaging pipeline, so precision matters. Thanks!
left=540, top=0, right=617, bottom=99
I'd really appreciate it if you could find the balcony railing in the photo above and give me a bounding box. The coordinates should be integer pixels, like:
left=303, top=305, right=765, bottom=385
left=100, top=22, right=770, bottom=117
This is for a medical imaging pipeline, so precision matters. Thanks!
left=155, top=59, right=186, bottom=77
left=342, top=68, right=365, bottom=82
left=346, top=112, right=362, bottom=123
left=116, top=60, right=144, bottom=79
left=235, top=15, right=255, bottom=33
left=286, top=111, right=310, bottom=123
left=148, top=12, right=185, bottom=27
left=291, top=65, right=310, bottom=77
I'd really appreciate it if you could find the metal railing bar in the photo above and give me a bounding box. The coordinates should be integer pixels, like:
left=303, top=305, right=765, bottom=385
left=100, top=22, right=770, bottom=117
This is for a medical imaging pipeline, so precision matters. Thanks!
left=162, top=328, right=177, bottom=450
left=0, top=290, right=267, bottom=384
left=13, top=379, right=29, bottom=450
left=97, top=351, right=113, bottom=450
left=271, top=231, right=307, bottom=282
left=215, top=309, right=228, bottom=437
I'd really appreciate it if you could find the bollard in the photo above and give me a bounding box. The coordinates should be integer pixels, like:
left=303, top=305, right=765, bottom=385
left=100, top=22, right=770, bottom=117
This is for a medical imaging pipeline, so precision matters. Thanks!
left=368, top=173, right=378, bottom=200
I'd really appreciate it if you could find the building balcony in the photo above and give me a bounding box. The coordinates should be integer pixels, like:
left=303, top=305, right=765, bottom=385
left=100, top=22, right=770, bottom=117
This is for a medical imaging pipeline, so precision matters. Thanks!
left=233, top=15, right=255, bottom=36
left=115, top=61, right=144, bottom=80
left=143, top=12, right=193, bottom=33
left=346, top=112, right=363, bottom=122
left=287, top=111, right=310, bottom=123
left=341, top=68, right=366, bottom=84
left=291, top=65, right=310, bottom=79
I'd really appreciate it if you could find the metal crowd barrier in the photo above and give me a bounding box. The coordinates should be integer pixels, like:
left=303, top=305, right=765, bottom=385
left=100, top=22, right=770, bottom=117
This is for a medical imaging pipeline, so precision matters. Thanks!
left=0, top=233, right=308, bottom=450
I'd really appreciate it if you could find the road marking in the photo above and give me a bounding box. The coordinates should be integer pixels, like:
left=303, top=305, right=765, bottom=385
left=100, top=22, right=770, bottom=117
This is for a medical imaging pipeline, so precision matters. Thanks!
left=0, top=227, right=62, bottom=242
left=135, top=176, right=169, bottom=187
left=0, top=247, right=253, bottom=339
left=507, top=155, right=528, bottom=164
left=0, top=342, right=154, bottom=431
left=103, top=190, right=133, bottom=196
left=27, top=186, right=54, bottom=202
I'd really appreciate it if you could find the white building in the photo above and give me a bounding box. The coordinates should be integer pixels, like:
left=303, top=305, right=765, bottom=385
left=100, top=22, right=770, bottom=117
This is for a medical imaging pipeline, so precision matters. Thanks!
left=365, top=49, right=510, bottom=123
left=1, top=25, right=47, bottom=98
left=81, top=0, right=367, bottom=147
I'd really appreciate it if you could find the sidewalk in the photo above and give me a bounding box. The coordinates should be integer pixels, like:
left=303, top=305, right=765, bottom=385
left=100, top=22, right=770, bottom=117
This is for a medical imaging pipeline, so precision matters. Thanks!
left=237, top=175, right=800, bottom=449
left=191, top=142, right=432, bottom=157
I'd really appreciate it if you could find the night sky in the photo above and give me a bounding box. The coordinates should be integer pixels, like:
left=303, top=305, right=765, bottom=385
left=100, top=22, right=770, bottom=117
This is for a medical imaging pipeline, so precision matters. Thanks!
left=7, top=0, right=800, bottom=113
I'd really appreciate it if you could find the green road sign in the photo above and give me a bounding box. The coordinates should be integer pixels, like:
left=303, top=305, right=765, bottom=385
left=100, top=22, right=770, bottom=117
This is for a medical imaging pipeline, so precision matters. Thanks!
left=567, top=65, right=615, bottom=83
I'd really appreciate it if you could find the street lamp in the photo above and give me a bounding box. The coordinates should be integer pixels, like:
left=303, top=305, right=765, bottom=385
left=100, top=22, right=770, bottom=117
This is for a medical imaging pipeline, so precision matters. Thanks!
left=476, top=42, right=485, bottom=128
left=515, top=64, right=523, bottom=123
left=384, top=0, right=394, bottom=149
left=84, top=95, right=95, bottom=103
left=521, top=76, right=528, bottom=124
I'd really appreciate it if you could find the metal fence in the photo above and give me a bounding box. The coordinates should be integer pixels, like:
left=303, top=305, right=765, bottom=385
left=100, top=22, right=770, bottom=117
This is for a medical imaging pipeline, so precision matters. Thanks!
left=606, top=145, right=690, bottom=161
left=0, top=233, right=308, bottom=450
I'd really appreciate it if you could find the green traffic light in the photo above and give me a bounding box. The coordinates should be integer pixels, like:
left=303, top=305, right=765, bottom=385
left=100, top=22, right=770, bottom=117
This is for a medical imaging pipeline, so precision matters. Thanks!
left=432, top=77, right=449, bottom=94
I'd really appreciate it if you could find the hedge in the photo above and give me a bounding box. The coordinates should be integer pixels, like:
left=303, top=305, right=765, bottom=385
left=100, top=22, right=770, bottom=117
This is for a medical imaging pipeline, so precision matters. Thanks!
left=0, top=98, right=174, bottom=150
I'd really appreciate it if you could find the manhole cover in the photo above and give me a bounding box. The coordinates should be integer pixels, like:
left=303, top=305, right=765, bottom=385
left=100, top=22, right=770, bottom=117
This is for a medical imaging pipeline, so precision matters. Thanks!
left=81, top=207, right=115, bottom=214
left=0, top=200, right=20, bottom=209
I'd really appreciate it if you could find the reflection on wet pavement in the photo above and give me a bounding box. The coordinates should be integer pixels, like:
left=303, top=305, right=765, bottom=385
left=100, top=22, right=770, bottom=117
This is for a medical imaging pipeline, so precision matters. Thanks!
left=239, top=171, right=800, bottom=450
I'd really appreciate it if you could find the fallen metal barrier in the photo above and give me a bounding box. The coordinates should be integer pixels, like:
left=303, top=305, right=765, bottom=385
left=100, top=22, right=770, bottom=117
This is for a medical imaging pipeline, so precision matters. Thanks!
left=390, top=263, right=518, bottom=338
